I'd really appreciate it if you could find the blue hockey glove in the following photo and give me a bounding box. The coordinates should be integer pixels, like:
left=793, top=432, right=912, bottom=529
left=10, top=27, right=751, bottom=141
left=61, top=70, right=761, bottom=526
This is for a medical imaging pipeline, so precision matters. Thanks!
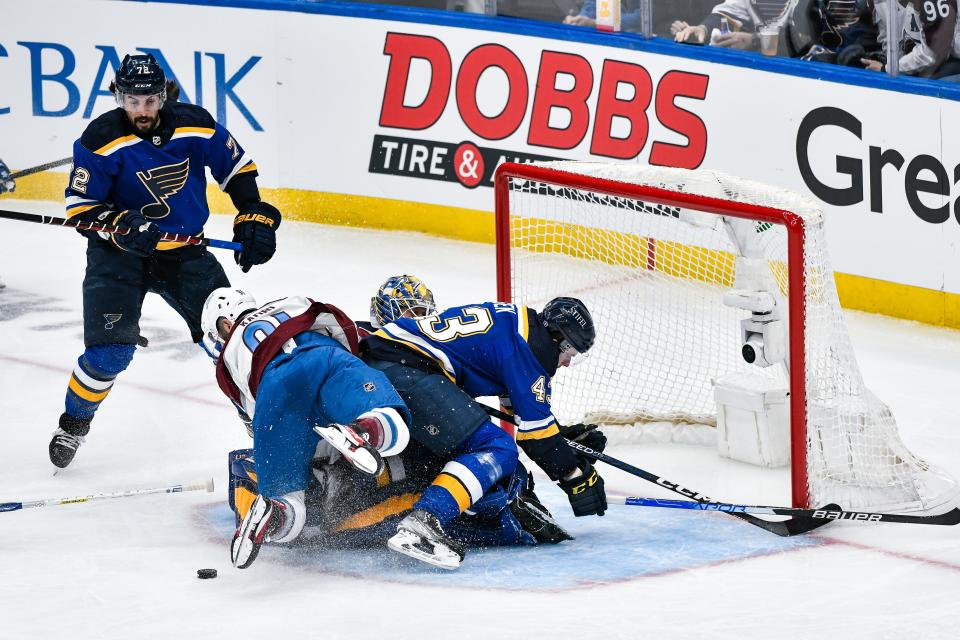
left=232, top=201, right=281, bottom=273
left=559, top=461, right=606, bottom=517
left=113, top=209, right=161, bottom=257
left=0, top=159, right=15, bottom=194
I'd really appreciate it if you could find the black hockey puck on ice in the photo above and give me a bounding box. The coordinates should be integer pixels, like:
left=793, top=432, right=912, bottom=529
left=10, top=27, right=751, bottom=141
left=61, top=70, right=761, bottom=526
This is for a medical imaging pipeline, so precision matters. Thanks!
left=197, top=568, right=218, bottom=579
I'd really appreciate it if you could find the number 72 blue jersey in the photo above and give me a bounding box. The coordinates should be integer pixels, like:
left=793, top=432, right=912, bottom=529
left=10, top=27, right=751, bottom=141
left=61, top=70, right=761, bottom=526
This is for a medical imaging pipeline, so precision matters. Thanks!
left=372, top=302, right=559, bottom=440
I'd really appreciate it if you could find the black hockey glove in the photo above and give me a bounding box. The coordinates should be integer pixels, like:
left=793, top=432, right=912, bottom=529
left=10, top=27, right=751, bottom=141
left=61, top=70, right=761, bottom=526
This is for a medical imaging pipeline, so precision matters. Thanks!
left=558, top=423, right=607, bottom=454
left=0, top=159, right=15, bottom=194
left=232, top=201, right=281, bottom=273
left=558, top=461, right=606, bottom=517
left=113, top=209, right=161, bottom=257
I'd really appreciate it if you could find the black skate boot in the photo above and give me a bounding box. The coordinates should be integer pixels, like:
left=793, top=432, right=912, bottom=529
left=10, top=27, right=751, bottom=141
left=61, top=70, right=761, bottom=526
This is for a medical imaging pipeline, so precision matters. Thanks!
left=49, top=413, right=92, bottom=468
left=510, top=491, right=574, bottom=544
left=387, top=509, right=466, bottom=570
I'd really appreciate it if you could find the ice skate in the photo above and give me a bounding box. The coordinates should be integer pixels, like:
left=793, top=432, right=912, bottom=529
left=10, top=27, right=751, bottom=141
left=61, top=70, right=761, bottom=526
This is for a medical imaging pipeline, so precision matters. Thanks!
left=313, top=422, right=384, bottom=476
left=387, top=509, right=465, bottom=570
left=49, top=413, right=92, bottom=469
left=231, top=494, right=288, bottom=569
left=510, top=492, right=574, bottom=544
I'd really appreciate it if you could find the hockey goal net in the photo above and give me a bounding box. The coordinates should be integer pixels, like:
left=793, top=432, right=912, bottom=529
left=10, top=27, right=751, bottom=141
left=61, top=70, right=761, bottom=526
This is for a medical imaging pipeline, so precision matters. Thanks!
left=495, top=160, right=957, bottom=512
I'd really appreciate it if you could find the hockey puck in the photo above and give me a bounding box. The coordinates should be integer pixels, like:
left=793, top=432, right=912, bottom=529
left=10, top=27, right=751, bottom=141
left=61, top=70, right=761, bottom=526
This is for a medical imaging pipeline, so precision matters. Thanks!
left=196, top=568, right=217, bottom=579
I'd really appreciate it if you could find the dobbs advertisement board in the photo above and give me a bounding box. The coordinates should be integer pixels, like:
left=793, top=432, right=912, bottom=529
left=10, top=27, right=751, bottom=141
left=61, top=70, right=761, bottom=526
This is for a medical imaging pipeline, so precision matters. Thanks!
left=3, top=0, right=960, bottom=320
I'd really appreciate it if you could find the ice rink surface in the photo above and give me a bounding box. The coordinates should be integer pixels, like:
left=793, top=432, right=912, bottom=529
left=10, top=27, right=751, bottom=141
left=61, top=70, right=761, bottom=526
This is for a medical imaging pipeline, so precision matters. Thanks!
left=1, top=200, right=959, bottom=639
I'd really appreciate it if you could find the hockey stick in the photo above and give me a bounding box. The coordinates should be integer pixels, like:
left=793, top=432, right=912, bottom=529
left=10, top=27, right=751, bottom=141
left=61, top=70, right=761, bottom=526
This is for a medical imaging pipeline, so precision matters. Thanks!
left=9, top=156, right=73, bottom=180
left=0, top=208, right=241, bottom=251
left=607, top=495, right=960, bottom=526
left=0, top=477, right=215, bottom=513
left=481, top=404, right=826, bottom=536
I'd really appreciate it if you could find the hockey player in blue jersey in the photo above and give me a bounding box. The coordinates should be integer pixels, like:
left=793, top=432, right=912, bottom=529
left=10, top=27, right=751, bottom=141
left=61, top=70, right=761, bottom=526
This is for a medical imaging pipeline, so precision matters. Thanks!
left=201, top=288, right=412, bottom=569
left=49, top=54, right=281, bottom=468
left=362, top=277, right=607, bottom=569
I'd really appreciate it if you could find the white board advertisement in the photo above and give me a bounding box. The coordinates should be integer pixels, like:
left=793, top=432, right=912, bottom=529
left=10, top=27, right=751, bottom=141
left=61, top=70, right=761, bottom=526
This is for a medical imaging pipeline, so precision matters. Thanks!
left=3, top=0, right=959, bottom=300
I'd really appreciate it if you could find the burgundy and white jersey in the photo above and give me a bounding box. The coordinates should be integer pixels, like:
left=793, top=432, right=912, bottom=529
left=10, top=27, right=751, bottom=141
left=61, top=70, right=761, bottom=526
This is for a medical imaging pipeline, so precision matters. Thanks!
left=215, top=295, right=359, bottom=416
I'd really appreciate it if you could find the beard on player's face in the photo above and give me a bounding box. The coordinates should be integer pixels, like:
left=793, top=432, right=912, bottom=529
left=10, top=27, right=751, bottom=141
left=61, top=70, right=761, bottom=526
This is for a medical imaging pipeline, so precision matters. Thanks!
left=127, top=110, right=159, bottom=132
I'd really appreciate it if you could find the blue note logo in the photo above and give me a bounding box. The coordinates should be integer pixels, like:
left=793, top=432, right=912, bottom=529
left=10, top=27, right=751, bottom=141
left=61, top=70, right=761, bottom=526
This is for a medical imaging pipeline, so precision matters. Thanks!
left=103, top=314, right=122, bottom=330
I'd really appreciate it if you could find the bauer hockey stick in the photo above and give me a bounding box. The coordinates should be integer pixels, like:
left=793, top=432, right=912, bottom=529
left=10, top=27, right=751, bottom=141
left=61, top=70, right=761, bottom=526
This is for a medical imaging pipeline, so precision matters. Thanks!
left=481, top=405, right=826, bottom=537
left=607, top=495, right=960, bottom=527
left=0, top=208, right=242, bottom=251
left=9, top=156, right=73, bottom=180
left=0, top=478, right=214, bottom=513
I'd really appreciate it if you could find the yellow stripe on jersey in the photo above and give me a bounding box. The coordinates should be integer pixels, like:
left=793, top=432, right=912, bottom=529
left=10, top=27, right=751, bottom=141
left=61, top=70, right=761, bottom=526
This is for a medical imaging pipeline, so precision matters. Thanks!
left=518, top=305, right=529, bottom=342
left=172, top=126, right=215, bottom=137
left=516, top=423, right=560, bottom=441
left=68, top=375, right=111, bottom=403
left=333, top=493, right=420, bottom=532
left=236, top=162, right=258, bottom=175
left=156, top=240, right=193, bottom=251
left=371, top=329, right=455, bottom=382
left=432, top=472, right=472, bottom=513
left=95, top=134, right=139, bottom=156
left=65, top=204, right=99, bottom=219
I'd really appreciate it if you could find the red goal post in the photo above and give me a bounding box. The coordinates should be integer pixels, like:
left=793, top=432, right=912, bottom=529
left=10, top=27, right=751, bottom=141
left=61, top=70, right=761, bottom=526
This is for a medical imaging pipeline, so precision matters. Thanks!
left=494, top=160, right=957, bottom=512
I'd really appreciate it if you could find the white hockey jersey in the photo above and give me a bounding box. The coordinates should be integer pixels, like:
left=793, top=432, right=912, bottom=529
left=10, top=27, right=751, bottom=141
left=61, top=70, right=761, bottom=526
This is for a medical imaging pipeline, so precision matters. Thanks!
left=216, top=296, right=360, bottom=417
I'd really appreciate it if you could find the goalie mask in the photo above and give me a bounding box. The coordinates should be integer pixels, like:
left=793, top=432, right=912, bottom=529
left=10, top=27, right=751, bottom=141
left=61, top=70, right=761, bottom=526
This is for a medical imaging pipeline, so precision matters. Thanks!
left=200, top=287, right=258, bottom=357
left=370, top=274, right=437, bottom=328
left=540, top=297, right=595, bottom=366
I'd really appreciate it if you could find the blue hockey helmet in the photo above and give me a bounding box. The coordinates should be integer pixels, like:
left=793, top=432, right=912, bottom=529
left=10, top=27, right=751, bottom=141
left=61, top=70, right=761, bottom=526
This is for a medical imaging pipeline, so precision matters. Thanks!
left=370, top=275, right=437, bottom=328
left=114, top=54, right=166, bottom=104
left=540, top=296, right=595, bottom=354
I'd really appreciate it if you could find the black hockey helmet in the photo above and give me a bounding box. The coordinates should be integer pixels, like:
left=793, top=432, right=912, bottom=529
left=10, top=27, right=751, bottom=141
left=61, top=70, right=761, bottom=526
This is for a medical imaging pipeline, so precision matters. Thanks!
left=540, top=296, right=595, bottom=353
left=114, top=54, right=166, bottom=99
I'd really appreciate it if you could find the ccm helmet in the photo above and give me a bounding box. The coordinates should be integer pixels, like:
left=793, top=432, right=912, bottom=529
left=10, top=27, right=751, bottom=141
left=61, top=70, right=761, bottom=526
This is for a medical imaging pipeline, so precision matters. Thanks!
left=114, top=54, right=166, bottom=105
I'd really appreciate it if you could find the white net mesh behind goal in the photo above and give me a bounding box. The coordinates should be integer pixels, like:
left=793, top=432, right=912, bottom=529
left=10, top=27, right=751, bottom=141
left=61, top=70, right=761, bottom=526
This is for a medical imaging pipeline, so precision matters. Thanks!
left=500, top=161, right=957, bottom=512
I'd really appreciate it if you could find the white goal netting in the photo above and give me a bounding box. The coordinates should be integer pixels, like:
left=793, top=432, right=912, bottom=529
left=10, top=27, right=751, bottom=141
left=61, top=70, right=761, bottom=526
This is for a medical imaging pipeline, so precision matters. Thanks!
left=500, top=161, right=957, bottom=512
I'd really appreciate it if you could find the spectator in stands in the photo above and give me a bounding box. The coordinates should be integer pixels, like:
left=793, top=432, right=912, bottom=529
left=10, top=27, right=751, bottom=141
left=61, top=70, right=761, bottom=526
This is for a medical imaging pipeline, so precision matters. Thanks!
left=672, top=0, right=772, bottom=51
left=861, top=0, right=960, bottom=80
left=564, top=0, right=644, bottom=31
left=785, top=0, right=880, bottom=65
left=565, top=0, right=713, bottom=36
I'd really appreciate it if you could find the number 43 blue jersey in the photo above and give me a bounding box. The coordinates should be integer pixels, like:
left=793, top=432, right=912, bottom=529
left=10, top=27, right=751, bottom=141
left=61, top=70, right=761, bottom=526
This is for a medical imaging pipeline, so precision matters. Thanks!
left=373, top=302, right=559, bottom=441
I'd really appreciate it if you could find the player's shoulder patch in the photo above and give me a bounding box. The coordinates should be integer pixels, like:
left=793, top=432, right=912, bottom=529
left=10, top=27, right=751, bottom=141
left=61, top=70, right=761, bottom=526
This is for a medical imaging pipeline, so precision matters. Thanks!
left=170, top=102, right=217, bottom=130
left=79, top=109, right=131, bottom=154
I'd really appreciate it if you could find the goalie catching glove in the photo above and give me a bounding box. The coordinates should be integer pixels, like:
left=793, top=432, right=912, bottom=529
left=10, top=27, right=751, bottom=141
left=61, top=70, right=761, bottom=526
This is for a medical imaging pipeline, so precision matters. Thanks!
left=232, top=201, right=281, bottom=273
left=559, top=461, right=607, bottom=517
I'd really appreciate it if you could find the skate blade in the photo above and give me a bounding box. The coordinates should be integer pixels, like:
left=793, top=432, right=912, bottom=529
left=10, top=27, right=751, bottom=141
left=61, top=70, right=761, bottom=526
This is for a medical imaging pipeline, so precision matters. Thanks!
left=387, top=530, right=461, bottom=570
left=313, top=425, right=383, bottom=476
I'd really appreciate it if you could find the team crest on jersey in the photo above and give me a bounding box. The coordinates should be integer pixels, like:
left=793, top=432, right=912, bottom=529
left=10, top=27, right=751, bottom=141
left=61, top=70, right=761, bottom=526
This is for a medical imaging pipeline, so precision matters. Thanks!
left=136, top=158, right=190, bottom=219
left=363, top=382, right=376, bottom=392
left=103, top=314, right=122, bottom=330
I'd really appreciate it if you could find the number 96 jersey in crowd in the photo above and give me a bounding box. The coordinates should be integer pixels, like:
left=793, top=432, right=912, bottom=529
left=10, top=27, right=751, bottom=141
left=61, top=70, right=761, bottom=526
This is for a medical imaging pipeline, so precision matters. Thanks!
left=364, top=302, right=559, bottom=442
left=65, top=101, right=257, bottom=248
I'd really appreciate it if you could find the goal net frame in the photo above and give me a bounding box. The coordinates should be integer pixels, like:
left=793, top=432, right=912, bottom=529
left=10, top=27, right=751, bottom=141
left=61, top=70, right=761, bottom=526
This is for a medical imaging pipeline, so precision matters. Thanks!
left=494, top=160, right=955, bottom=512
